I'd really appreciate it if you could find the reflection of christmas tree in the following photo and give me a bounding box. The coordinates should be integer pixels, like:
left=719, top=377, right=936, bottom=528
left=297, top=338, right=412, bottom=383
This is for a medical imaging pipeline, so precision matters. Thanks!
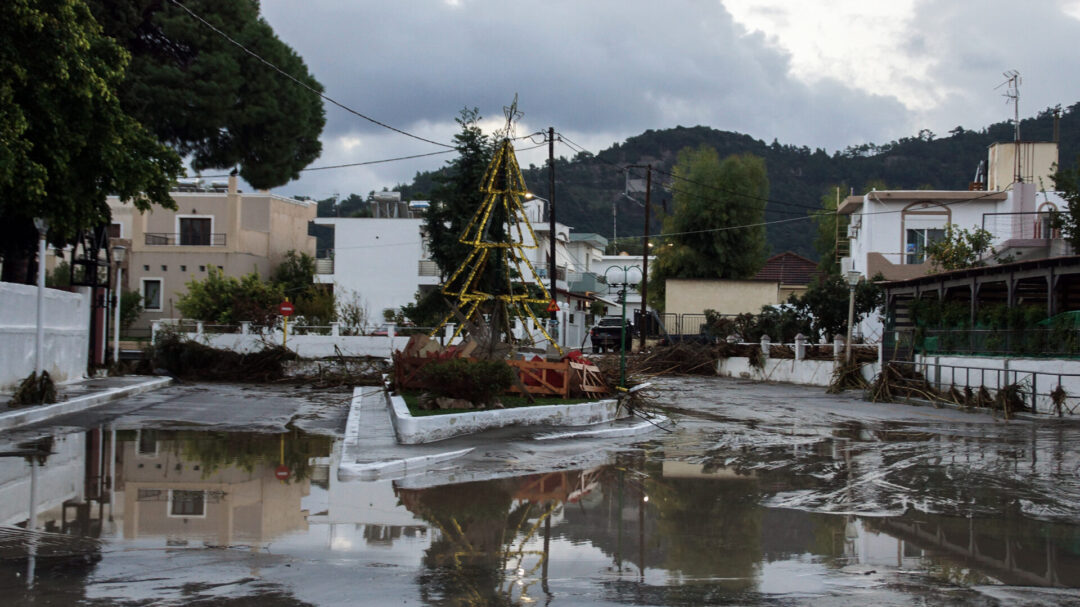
left=433, top=100, right=556, bottom=348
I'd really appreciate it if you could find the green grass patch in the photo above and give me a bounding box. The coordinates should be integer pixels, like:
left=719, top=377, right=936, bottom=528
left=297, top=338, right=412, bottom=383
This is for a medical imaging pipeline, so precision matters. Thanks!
left=398, top=391, right=598, bottom=417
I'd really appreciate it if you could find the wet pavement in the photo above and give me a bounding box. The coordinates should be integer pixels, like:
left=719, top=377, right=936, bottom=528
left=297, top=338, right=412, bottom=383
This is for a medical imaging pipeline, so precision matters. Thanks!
left=1, top=377, right=1079, bottom=605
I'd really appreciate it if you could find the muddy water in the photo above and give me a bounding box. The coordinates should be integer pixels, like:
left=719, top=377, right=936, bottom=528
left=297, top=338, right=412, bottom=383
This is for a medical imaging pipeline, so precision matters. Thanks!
left=1, top=379, right=1080, bottom=605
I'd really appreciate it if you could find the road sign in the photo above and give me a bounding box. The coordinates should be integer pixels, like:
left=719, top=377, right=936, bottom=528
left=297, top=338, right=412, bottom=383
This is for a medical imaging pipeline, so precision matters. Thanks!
left=546, top=300, right=560, bottom=312
left=275, top=465, right=290, bottom=481
left=279, top=301, right=295, bottom=317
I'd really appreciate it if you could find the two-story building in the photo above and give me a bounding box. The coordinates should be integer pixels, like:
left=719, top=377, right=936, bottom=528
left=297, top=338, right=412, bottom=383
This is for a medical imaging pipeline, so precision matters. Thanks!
left=839, top=141, right=1070, bottom=282
left=107, top=174, right=316, bottom=328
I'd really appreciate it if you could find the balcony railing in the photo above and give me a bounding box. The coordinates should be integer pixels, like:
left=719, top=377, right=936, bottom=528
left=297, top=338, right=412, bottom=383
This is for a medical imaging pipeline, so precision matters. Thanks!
left=145, top=233, right=227, bottom=246
left=981, top=211, right=1065, bottom=247
left=315, top=258, right=334, bottom=274
left=418, top=260, right=439, bottom=277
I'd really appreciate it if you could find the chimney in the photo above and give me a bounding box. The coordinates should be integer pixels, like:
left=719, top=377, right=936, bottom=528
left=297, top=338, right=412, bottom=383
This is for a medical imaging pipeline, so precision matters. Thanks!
left=228, top=170, right=238, bottom=195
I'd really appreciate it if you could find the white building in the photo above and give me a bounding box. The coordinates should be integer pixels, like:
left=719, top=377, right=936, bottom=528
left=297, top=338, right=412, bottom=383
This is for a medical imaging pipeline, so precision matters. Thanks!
left=313, top=217, right=436, bottom=327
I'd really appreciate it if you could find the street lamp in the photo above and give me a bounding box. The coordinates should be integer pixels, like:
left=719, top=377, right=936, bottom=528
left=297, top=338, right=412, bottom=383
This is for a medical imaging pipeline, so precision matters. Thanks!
left=111, top=245, right=126, bottom=364
left=32, top=218, right=48, bottom=378
left=845, top=270, right=862, bottom=364
left=604, top=264, right=642, bottom=389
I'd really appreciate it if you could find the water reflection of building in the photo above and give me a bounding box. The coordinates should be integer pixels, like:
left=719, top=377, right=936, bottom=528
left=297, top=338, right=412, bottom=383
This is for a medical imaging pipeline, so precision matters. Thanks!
left=0, top=432, right=90, bottom=531
left=119, top=433, right=310, bottom=546
left=868, top=514, right=1080, bottom=587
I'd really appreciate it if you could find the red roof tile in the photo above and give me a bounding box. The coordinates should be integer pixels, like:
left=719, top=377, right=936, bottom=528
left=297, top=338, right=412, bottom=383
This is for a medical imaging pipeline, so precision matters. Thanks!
left=753, top=252, right=820, bottom=285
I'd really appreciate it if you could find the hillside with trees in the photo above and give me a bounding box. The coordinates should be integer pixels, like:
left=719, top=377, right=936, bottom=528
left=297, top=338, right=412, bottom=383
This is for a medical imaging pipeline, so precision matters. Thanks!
left=395, top=103, right=1080, bottom=260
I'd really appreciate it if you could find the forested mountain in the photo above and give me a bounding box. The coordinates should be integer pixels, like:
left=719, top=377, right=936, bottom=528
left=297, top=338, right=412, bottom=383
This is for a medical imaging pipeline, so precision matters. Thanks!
left=398, top=103, right=1080, bottom=260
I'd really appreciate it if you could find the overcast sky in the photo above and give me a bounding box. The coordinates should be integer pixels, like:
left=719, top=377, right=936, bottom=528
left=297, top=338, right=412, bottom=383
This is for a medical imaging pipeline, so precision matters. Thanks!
left=249, top=0, right=1080, bottom=201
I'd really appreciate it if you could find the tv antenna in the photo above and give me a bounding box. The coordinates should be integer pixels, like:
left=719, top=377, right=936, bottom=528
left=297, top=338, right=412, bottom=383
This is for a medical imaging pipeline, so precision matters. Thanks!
left=996, top=70, right=1022, bottom=182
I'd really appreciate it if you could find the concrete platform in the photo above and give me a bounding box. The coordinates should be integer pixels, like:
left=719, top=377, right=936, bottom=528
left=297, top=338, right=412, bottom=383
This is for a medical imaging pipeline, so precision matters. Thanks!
left=0, top=375, right=172, bottom=431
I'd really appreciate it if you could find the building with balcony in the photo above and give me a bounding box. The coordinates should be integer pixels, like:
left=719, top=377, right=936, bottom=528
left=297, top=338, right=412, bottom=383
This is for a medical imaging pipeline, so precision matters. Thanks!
left=107, top=174, right=316, bottom=327
left=838, top=141, right=1070, bottom=283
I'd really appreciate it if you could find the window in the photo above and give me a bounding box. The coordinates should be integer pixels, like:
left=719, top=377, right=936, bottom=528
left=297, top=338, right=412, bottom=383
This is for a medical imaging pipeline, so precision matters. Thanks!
left=180, top=265, right=187, bottom=272
left=199, top=265, right=206, bottom=272
left=161, top=265, right=168, bottom=272
left=108, top=223, right=122, bottom=239
left=905, top=228, right=945, bottom=264
left=178, top=216, right=212, bottom=246
left=142, top=278, right=162, bottom=311
left=143, top=265, right=150, bottom=271
left=169, top=490, right=206, bottom=517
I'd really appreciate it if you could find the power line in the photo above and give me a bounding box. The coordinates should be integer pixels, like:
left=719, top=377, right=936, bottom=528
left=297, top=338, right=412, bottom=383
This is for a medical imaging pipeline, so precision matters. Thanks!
left=168, top=0, right=453, bottom=149
left=195, top=150, right=456, bottom=179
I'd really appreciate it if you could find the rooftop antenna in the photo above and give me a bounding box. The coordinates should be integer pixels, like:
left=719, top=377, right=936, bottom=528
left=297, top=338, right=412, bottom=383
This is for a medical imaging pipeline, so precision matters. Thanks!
left=996, top=70, right=1021, bottom=182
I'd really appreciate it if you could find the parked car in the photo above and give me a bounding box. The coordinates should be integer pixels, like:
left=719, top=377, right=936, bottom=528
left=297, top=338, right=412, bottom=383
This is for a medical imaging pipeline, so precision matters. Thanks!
left=590, top=316, right=632, bottom=353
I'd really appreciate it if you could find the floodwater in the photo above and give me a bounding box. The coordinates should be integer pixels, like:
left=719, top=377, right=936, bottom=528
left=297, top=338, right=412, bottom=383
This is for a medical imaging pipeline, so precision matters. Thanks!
left=2, top=377, right=1080, bottom=605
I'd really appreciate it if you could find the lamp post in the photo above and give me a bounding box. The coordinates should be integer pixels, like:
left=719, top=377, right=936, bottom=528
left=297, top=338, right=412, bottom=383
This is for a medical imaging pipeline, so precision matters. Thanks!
left=604, top=264, right=642, bottom=388
left=33, top=218, right=48, bottom=378
left=845, top=270, right=862, bottom=364
left=111, top=245, right=126, bottom=364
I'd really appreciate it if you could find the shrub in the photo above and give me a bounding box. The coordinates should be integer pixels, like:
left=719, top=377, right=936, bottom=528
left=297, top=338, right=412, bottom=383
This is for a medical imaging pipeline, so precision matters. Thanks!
left=418, top=359, right=516, bottom=406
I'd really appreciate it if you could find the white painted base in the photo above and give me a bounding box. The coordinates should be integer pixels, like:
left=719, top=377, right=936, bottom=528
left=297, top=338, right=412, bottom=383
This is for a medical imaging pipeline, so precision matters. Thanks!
left=388, top=392, right=625, bottom=444
left=717, top=357, right=880, bottom=387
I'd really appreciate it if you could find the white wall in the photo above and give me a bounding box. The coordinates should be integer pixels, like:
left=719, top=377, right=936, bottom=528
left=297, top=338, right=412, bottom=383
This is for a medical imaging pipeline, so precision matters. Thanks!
left=0, top=282, right=89, bottom=389
left=316, top=218, right=430, bottom=323
left=914, top=354, right=1080, bottom=414
left=0, top=431, right=86, bottom=526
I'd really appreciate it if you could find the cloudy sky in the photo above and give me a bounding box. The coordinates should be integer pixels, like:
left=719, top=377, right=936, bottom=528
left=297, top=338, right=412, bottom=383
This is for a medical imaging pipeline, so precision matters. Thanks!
left=250, top=0, right=1080, bottom=200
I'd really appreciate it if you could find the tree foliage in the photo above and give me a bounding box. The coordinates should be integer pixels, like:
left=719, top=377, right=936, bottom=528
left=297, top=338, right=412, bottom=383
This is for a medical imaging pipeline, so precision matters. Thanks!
left=176, top=268, right=285, bottom=328
left=1, top=0, right=182, bottom=282
left=788, top=273, right=884, bottom=341
left=88, top=0, right=325, bottom=189
left=1051, top=156, right=1080, bottom=251
left=424, top=108, right=493, bottom=280
left=923, top=224, right=996, bottom=272
left=648, top=147, right=768, bottom=308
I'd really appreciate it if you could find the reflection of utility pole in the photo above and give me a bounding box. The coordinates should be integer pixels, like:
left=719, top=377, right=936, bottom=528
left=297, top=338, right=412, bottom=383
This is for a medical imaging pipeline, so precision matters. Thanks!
left=542, top=502, right=551, bottom=597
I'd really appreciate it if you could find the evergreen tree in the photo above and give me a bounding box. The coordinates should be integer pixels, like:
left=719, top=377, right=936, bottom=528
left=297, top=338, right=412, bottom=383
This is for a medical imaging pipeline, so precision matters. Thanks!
left=648, top=147, right=768, bottom=308
left=424, top=108, right=493, bottom=280
left=88, top=0, right=325, bottom=189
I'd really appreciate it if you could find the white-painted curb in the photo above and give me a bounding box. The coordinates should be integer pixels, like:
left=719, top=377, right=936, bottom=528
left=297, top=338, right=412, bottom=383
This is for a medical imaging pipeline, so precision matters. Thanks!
left=337, top=447, right=475, bottom=481
left=532, top=414, right=671, bottom=441
left=0, top=376, right=172, bottom=430
left=387, top=391, right=625, bottom=444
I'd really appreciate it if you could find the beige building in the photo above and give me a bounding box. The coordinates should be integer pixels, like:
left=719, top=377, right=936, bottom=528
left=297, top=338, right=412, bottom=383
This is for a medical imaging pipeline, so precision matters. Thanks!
left=108, top=175, right=316, bottom=327
left=118, top=435, right=310, bottom=546
left=665, top=278, right=781, bottom=317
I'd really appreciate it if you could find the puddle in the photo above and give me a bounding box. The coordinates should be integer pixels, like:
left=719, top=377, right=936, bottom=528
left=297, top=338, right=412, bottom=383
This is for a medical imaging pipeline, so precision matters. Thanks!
left=0, top=419, right=1077, bottom=606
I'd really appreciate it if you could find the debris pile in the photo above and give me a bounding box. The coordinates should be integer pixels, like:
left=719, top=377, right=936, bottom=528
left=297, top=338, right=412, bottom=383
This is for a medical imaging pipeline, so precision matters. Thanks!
left=150, top=333, right=298, bottom=382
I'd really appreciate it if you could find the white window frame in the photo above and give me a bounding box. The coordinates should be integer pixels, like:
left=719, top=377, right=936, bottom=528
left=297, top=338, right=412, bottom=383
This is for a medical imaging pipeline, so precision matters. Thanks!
left=167, top=489, right=208, bottom=518
left=175, top=214, right=215, bottom=246
left=141, top=277, right=164, bottom=311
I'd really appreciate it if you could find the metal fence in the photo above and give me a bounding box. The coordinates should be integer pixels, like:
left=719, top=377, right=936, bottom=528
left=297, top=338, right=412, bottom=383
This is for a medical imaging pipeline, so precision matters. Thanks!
left=887, top=360, right=1080, bottom=416
left=919, top=328, right=1080, bottom=358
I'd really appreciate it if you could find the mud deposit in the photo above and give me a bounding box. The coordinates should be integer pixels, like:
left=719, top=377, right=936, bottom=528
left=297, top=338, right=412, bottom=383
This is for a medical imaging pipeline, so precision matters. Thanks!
left=0, top=377, right=1078, bottom=605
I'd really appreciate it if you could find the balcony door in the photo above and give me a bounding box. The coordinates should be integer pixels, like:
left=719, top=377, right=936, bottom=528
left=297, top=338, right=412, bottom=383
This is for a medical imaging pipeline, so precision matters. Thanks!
left=179, top=216, right=212, bottom=246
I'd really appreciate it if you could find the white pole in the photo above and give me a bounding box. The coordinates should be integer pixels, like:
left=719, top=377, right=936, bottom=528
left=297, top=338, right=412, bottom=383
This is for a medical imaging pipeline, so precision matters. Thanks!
left=35, top=231, right=46, bottom=377
left=113, top=265, right=122, bottom=364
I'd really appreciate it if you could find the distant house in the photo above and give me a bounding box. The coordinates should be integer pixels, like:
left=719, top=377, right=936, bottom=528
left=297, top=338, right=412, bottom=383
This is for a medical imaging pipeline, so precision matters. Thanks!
left=107, top=174, right=317, bottom=328
left=662, top=251, right=819, bottom=320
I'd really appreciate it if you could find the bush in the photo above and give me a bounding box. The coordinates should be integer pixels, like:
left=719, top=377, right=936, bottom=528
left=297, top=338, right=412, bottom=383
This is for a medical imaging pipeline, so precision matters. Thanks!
left=418, top=359, right=516, bottom=406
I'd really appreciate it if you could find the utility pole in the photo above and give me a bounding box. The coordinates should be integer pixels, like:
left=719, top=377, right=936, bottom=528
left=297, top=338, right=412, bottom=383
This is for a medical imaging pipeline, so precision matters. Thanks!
left=548, top=127, right=557, bottom=326
left=639, top=165, right=651, bottom=350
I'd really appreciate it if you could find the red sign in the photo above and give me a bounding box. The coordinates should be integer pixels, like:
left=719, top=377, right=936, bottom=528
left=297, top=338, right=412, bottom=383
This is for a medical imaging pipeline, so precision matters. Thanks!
left=279, top=301, right=295, bottom=317
left=275, top=465, right=290, bottom=481
left=546, top=300, right=560, bottom=312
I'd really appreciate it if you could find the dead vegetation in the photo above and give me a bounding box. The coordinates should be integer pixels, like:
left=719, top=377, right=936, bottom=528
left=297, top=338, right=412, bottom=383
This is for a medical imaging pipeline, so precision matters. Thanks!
left=868, top=361, right=1031, bottom=419
left=10, top=371, right=57, bottom=406
left=147, top=334, right=385, bottom=385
